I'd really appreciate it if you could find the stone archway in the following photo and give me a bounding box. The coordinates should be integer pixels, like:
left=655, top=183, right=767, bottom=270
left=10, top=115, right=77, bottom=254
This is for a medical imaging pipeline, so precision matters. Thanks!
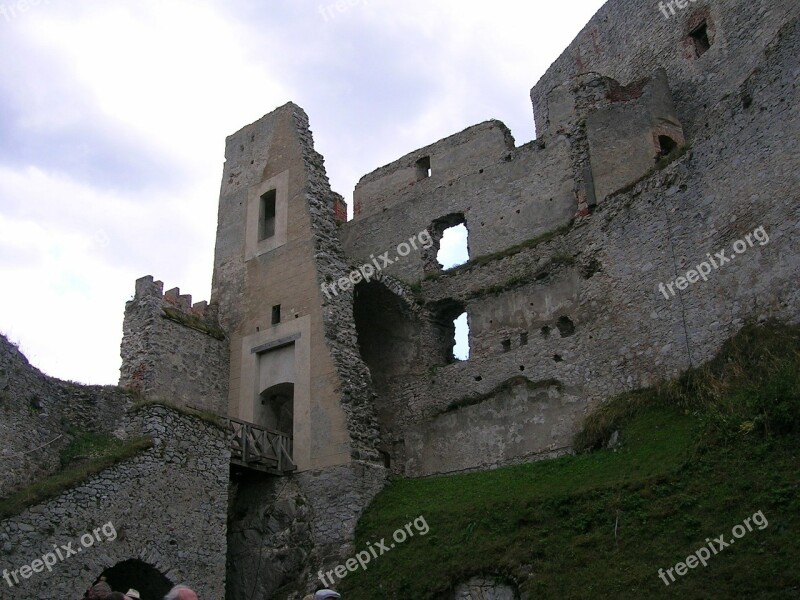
left=93, top=559, right=173, bottom=600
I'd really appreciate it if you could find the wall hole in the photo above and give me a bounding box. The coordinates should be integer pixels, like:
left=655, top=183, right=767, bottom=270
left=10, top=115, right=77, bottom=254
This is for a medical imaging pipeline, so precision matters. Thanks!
left=501, top=339, right=511, bottom=353
left=689, top=21, right=711, bottom=57
left=657, top=135, right=679, bottom=158
left=520, top=332, right=528, bottom=346
left=541, top=325, right=551, bottom=339
left=438, top=223, right=469, bottom=270
left=553, top=354, right=563, bottom=362
left=453, top=312, right=470, bottom=361
left=557, top=316, right=575, bottom=337
left=416, top=156, right=432, bottom=180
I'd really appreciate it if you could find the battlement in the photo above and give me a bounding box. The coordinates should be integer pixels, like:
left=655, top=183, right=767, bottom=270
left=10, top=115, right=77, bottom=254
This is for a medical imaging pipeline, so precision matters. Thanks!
left=121, top=276, right=229, bottom=414
left=133, top=275, right=214, bottom=319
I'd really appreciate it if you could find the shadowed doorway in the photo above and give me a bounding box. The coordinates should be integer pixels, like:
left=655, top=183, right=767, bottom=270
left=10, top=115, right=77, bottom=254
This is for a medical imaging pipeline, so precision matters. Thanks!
left=93, top=560, right=173, bottom=600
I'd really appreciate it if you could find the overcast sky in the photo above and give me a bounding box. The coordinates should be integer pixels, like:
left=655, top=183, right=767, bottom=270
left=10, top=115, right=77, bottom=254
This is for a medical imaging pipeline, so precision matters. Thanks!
left=0, top=0, right=606, bottom=385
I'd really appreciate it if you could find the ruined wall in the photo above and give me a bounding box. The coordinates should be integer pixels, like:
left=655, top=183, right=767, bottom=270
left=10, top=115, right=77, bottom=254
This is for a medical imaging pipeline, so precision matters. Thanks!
left=0, top=405, right=230, bottom=599
left=0, top=335, right=134, bottom=498
left=337, top=1, right=799, bottom=477
left=530, top=0, right=797, bottom=140
left=341, top=121, right=575, bottom=283
left=226, top=462, right=387, bottom=600
left=119, top=276, right=229, bottom=416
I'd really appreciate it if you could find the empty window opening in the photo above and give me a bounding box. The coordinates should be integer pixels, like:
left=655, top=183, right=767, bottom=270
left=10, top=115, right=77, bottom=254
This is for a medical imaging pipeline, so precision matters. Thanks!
left=271, top=304, right=281, bottom=325
left=416, top=156, right=432, bottom=180
left=520, top=332, right=529, bottom=346
left=541, top=326, right=552, bottom=339
left=557, top=316, right=575, bottom=338
left=501, top=339, right=511, bottom=353
left=689, top=22, right=711, bottom=57
left=657, top=135, right=679, bottom=158
left=453, top=312, right=470, bottom=361
left=259, top=189, right=277, bottom=241
left=438, top=223, right=469, bottom=270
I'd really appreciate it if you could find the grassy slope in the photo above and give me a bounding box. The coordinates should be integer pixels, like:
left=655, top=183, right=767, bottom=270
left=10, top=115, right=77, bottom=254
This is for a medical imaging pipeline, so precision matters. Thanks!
left=340, top=322, right=800, bottom=599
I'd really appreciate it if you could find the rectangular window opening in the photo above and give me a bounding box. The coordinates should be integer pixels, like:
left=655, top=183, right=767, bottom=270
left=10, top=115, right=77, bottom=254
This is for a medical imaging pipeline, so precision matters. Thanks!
left=416, top=156, right=432, bottom=180
left=259, top=189, right=277, bottom=241
left=690, top=22, right=711, bottom=57
left=271, top=304, right=281, bottom=325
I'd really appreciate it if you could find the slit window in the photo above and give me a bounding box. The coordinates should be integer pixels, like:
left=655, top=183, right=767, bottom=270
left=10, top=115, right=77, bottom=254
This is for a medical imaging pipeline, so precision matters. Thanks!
left=453, top=312, right=470, bottom=361
left=689, top=22, right=711, bottom=57
left=271, top=304, right=281, bottom=325
left=259, top=189, right=277, bottom=241
left=416, top=156, right=432, bottom=180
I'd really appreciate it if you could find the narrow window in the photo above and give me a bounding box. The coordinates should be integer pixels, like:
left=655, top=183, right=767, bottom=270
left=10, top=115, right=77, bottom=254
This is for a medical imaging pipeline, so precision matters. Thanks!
left=271, top=304, right=281, bottom=325
left=416, top=156, right=432, bottom=180
left=259, top=189, right=277, bottom=241
left=453, top=312, right=470, bottom=361
left=689, top=22, right=711, bottom=57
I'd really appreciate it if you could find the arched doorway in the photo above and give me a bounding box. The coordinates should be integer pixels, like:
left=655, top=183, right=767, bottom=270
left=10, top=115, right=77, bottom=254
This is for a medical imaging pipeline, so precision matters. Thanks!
left=259, top=381, right=294, bottom=435
left=91, top=559, right=173, bottom=600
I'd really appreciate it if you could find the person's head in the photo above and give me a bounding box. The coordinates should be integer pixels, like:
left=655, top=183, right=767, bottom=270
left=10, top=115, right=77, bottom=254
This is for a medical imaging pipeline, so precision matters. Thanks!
left=125, top=590, right=141, bottom=600
left=87, top=577, right=112, bottom=599
left=314, top=590, right=341, bottom=600
left=164, top=585, right=198, bottom=600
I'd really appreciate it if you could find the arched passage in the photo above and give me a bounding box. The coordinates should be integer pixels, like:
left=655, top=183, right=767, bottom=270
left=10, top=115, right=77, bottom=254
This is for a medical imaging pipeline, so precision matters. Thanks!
left=259, top=381, right=294, bottom=435
left=93, top=559, right=173, bottom=600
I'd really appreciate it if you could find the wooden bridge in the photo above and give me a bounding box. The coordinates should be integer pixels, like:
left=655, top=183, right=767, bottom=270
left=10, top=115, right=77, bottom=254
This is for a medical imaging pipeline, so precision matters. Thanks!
left=227, top=417, right=296, bottom=475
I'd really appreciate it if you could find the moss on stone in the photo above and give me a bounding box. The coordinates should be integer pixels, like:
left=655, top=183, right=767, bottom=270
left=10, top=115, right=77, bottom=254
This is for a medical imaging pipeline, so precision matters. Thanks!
left=162, top=307, right=226, bottom=340
left=0, top=437, right=153, bottom=520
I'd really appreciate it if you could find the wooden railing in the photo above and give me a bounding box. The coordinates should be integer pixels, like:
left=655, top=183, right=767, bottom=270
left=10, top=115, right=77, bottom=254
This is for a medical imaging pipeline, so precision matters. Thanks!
left=227, top=417, right=296, bottom=474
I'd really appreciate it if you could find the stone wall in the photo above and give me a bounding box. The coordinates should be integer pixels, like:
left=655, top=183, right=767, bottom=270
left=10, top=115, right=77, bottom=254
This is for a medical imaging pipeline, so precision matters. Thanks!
left=119, top=275, right=229, bottom=416
left=0, top=405, right=230, bottom=600
left=226, top=461, right=387, bottom=600
left=0, top=335, right=134, bottom=498
left=335, top=1, right=799, bottom=477
left=341, top=121, right=575, bottom=283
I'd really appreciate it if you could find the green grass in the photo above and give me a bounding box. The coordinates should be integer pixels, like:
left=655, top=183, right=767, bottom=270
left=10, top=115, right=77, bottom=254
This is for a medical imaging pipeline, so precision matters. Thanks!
left=0, top=436, right=153, bottom=520
left=338, top=321, right=800, bottom=599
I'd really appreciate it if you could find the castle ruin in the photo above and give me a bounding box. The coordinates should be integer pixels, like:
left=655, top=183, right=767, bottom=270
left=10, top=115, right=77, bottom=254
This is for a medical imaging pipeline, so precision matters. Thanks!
left=1, top=0, right=798, bottom=597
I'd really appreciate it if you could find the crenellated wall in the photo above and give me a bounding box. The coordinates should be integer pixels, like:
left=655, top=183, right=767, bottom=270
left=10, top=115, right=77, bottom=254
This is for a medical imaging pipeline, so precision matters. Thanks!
left=119, top=275, right=229, bottom=416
